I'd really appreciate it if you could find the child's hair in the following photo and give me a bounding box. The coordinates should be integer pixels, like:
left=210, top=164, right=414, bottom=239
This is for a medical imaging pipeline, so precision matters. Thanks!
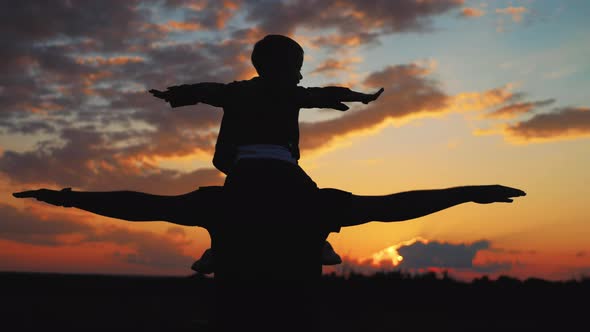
left=251, top=34, right=304, bottom=77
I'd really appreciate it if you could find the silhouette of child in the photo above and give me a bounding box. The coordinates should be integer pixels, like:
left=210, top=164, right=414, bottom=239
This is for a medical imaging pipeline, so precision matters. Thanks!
left=148, top=34, right=383, bottom=274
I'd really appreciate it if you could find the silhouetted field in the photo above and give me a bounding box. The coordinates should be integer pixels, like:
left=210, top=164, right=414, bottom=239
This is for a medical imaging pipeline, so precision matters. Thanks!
left=1, top=271, right=587, bottom=331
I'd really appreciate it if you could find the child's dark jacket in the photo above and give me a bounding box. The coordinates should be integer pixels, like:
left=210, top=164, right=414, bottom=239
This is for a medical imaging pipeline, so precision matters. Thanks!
left=171, top=76, right=353, bottom=173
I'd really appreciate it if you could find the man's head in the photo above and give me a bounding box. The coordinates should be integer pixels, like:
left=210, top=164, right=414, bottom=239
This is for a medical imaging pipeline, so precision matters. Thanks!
left=251, top=34, right=304, bottom=86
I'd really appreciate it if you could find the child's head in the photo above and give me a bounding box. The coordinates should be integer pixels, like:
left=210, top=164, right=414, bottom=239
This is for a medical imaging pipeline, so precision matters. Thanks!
left=251, top=34, right=304, bottom=86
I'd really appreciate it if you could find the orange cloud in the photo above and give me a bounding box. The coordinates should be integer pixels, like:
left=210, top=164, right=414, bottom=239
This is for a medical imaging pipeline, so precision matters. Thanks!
left=233, top=27, right=265, bottom=45
left=484, top=99, right=555, bottom=119
left=310, top=33, right=378, bottom=49
left=363, top=63, right=435, bottom=87
left=179, top=0, right=240, bottom=30
left=310, top=57, right=361, bottom=76
left=300, top=63, right=448, bottom=153
left=81, top=70, right=113, bottom=95
left=183, top=1, right=207, bottom=11
left=163, top=20, right=203, bottom=32
left=0, top=202, right=198, bottom=273
left=75, top=56, right=145, bottom=66
left=461, top=7, right=485, bottom=18
left=16, top=101, right=64, bottom=114
left=450, top=85, right=515, bottom=112
left=496, top=6, right=528, bottom=22
left=300, top=66, right=516, bottom=155
left=215, top=10, right=233, bottom=29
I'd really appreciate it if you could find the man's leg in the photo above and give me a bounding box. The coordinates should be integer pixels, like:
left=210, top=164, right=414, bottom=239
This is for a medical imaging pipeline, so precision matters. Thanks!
left=13, top=186, right=223, bottom=227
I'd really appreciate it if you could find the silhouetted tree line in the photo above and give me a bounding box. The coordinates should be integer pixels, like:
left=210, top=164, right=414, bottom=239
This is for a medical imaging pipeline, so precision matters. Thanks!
left=1, top=271, right=587, bottom=331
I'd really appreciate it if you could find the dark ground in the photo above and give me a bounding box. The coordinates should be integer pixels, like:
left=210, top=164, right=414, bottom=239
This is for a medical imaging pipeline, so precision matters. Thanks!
left=1, top=271, right=587, bottom=331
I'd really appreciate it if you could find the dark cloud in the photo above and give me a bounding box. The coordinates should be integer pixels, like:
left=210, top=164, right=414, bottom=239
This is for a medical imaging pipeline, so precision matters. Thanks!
left=0, top=119, right=56, bottom=135
left=506, top=107, right=590, bottom=140
left=244, top=0, right=464, bottom=39
left=0, top=0, right=466, bottom=119
left=161, top=0, right=464, bottom=40
left=0, top=126, right=224, bottom=194
left=0, top=1, right=157, bottom=50
left=0, top=0, right=476, bottom=193
left=0, top=4, right=252, bottom=173
left=0, top=1, right=158, bottom=117
left=396, top=240, right=489, bottom=269
left=330, top=239, right=514, bottom=277
left=0, top=44, right=87, bottom=116
left=184, top=0, right=242, bottom=30
left=1, top=62, right=445, bottom=191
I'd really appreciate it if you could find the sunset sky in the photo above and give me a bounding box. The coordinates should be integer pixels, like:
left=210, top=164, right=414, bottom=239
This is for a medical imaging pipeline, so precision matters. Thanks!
left=1, top=0, right=589, bottom=282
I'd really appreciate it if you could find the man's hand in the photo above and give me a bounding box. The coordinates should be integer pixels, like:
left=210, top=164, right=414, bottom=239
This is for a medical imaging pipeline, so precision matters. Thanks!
left=467, top=185, right=526, bottom=204
left=362, top=88, right=384, bottom=104
left=13, top=188, right=73, bottom=207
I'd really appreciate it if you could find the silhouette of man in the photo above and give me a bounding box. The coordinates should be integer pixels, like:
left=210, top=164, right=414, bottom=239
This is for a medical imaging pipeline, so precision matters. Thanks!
left=14, top=184, right=525, bottom=331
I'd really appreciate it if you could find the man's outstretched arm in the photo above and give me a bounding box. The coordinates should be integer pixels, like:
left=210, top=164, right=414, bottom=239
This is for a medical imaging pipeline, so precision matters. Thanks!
left=12, top=188, right=214, bottom=227
left=342, top=185, right=526, bottom=227
left=149, top=82, right=227, bottom=108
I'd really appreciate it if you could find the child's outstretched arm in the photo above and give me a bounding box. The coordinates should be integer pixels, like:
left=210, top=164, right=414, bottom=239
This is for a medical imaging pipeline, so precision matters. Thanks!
left=12, top=187, right=220, bottom=227
left=340, top=185, right=526, bottom=227
left=149, top=82, right=227, bottom=108
left=298, top=87, right=384, bottom=111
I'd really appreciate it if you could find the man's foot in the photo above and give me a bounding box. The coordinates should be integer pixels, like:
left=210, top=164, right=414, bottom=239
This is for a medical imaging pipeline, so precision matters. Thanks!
left=13, top=188, right=73, bottom=207
left=191, top=248, right=214, bottom=274
left=322, top=241, right=342, bottom=265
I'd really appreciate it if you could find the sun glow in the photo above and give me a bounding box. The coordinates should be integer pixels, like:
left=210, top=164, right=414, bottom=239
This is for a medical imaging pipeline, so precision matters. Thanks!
left=370, top=237, right=429, bottom=267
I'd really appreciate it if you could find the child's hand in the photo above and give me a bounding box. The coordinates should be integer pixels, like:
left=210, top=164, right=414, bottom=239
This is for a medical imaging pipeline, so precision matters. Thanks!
left=149, top=89, right=172, bottom=103
left=362, top=88, right=384, bottom=104
left=149, top=85, right=198, bottom=108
